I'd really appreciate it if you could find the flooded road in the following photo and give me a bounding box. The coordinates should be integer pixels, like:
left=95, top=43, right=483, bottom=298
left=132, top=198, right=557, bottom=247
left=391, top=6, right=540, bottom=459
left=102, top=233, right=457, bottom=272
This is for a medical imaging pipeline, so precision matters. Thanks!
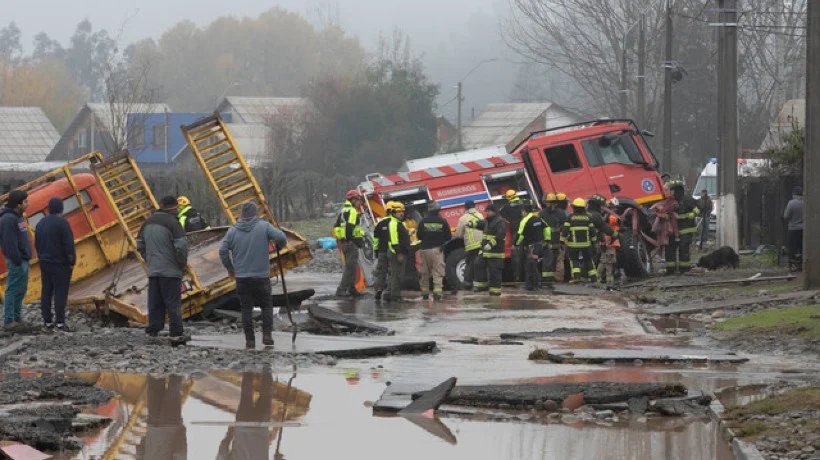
left=73, top=370, right=734, bottom=460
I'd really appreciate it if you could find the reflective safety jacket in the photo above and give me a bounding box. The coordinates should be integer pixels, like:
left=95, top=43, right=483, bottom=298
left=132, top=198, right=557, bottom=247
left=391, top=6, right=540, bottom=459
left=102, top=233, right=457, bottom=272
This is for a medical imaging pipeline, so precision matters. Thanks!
left=417, top=212, right=452, bottom=249
left=538, top=207, right=565, bottom=245
left=387, top=216, right=411, bottom=255
left=516, top=212, right=549, bottom=247
left=373, top=216, right=392, bottom=253
left=603, top=214, right=621, bottom=248
left=481, top=214, right=506, bottom=259
left=675, top=196, right=701, bottom=234
left=561, top=211, right=597, bottom=248
left=455, top=208, right=484, bottom=251
left=333, top=200, right=364, bottom=241
left=178, top=206, right=210, bottom=233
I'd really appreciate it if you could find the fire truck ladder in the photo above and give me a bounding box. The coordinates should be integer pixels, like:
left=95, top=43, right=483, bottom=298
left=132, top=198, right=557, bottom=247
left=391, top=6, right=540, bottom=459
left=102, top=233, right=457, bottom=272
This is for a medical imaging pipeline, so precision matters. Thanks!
left=181, top=114, right=276, bottom=225
left=91, top=154, right=203, bottom=299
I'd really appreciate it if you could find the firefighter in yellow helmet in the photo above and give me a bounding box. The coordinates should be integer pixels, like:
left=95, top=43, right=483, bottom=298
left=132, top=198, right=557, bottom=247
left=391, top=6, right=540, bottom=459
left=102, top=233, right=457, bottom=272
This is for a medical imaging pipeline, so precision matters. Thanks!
left=516, top=200, right=550, bottom=290
left=561, top=198, right=598, bottom=283
left=334, top=190, right=365, bottom=297
left=177, top=196, right=210, bottom=233
left=474, top=204, right=506, bottom=296
left=372, top=201, right=396, bottom=301
left=500, top=189, right=524, bottom=282
left=454, top=200, right=484, bottom=290
left=384, top=201, right=411, bottom=302
left=539, top=192, right=568, bottom=283
left=665, top=180, right=700, bottom=274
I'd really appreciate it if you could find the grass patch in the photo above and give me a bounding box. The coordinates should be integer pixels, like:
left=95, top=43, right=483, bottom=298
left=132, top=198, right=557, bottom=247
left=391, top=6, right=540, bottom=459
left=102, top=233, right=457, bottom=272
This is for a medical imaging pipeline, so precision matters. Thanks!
left=724, top=386, right=820, bottom=441
left=710, top=304, right=820, bottom=340
left=281, top=217, right=335, bottom=241
left=705, top=281, right=798, bottom=297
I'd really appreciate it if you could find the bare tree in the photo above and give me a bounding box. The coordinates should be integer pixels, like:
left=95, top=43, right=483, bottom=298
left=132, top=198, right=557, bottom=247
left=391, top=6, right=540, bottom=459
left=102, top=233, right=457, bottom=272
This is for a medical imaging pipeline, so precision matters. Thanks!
left=96, top=52, right=161, bottom=157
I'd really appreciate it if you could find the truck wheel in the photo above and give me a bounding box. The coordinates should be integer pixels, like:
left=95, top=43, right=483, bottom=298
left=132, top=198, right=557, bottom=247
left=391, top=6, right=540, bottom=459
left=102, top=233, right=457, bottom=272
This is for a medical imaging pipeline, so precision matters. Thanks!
left=617, top=227, right=650, bottom=279
left=445, top=248, right=467, bottom=291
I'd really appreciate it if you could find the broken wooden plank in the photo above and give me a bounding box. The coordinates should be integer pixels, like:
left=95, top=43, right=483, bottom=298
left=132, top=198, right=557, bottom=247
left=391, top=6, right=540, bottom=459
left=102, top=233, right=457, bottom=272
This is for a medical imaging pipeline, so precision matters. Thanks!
left=400, top=377, right=458, bottom=415
left=308, top=305, right=392, bottom=335
left=401, top=415, right=457, bottom=445
left=647, top=291, right=817, bottom=315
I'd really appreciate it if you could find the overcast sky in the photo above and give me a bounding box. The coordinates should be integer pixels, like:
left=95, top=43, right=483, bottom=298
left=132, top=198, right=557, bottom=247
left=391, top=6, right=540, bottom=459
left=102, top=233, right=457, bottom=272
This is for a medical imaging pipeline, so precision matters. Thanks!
left=2, top=0, right=521, bottom=120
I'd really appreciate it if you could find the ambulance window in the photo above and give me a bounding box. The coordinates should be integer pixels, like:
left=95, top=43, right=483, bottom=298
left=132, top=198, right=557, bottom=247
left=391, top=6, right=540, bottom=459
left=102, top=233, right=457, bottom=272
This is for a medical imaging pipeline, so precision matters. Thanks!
left=544, top=144, right=581, bottom=173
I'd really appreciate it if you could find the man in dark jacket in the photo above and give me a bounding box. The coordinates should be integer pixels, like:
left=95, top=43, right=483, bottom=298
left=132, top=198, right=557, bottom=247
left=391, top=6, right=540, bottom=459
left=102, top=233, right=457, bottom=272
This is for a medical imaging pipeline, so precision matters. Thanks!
left=34, top=197, right=76, bottom=331
left=474, top=204, right=506, bottom=296
left=416, top=201, right=451, bottom=300
left=137, top=195, right=189, bottom=341
left=219, top=202, right=287, bottom=349
left=664, top=180, right=700, bottom=274
left=0, top=190, right=31, bottom=330
left=697, top=189, right=713, bottom=250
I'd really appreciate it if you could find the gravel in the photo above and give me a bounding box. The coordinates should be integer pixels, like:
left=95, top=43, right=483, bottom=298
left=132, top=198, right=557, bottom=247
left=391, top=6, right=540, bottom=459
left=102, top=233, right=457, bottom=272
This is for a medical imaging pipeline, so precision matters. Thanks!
left=291, top=247, right=343, bottom=274
left=0, top=328, right=334, bottom=375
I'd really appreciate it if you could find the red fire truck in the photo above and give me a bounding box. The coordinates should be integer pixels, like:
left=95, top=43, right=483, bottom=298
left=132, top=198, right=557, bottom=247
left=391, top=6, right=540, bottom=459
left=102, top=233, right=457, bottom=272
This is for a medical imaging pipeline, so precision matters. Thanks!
left=357, top=119, right=666, bottom=288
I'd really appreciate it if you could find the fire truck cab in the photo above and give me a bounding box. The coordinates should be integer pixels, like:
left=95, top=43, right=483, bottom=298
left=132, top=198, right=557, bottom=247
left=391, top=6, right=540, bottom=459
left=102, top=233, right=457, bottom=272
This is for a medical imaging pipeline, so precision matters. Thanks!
left=359, top=119, right=666, bottom=288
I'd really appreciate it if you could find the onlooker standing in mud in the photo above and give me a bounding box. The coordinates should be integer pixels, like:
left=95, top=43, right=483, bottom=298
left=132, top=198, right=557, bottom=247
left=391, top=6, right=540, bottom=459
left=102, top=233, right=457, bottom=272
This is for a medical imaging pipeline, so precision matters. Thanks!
left=136, top=195, right=188, bottom=342
left=138, top=375, right=187, bottom=460
left=416, top=201, right=451, bottom=300
left=219, top=202, right=287, bottom=349
left=0, top=190, right=31, bottom=331
left=34, top=197, right=76, bottom=332
left=697, top=189, right=713, bottom=250
left=783, top=186, right=804, bottom=272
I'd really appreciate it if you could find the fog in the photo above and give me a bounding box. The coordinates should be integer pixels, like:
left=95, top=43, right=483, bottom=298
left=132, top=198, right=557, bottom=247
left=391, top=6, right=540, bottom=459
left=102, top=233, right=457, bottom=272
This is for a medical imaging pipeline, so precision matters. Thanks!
left=2, top=0, right=521, bottom=121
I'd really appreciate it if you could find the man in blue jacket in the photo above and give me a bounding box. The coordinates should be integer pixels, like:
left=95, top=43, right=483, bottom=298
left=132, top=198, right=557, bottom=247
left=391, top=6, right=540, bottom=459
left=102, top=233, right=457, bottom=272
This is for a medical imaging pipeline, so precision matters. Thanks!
left=219, top=202, right=288, bottom=349
left=0, top=190, right=31, bottom=331
left=35, top=197, right=76, bottom=331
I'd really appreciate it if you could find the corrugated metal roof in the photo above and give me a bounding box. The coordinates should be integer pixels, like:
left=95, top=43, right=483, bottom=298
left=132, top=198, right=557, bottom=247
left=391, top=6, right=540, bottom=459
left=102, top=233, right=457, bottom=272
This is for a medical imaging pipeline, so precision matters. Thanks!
left=219, top=97, right=306, bottom=124
left=460, top=103, right=580, bottom=150
left=0, top=107, right=60, bottom=162
left=758, top=99, right=805, bottom=152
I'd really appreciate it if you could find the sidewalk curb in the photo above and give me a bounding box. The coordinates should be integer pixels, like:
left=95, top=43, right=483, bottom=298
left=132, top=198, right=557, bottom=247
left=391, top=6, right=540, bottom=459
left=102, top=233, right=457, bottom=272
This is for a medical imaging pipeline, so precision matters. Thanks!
left=708, top=391, right=766, bottom=460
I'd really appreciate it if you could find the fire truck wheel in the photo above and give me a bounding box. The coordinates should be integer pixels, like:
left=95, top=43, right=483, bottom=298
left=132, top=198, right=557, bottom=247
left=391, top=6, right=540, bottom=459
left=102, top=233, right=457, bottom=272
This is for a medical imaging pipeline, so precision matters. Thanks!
left=617, top=227, right=650, bottom=279
left=445, top=248, right=467, bottom=291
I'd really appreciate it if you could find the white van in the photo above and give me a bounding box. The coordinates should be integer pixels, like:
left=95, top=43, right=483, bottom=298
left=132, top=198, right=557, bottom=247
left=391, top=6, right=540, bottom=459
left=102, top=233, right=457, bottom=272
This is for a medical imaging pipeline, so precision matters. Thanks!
left=693, top=158, right=767, bottom=232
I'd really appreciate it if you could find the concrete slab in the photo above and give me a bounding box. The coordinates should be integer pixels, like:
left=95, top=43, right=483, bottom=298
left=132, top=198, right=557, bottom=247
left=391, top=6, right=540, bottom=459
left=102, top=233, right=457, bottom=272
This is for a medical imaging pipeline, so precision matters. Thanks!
left=445, top=382, right=687, bottom=407
left=400, top=377, right=457, bottom=415
left=308, top=305, right=392, bottom=335
left=552, top=285, right=606, bottom=296
left=189, top=332, right=435, bottom=358
left=373, top=382, right=430, bottom=413
left=544, top=348, right=748, bottom=364
left=647, top=291, right=817, bottom=315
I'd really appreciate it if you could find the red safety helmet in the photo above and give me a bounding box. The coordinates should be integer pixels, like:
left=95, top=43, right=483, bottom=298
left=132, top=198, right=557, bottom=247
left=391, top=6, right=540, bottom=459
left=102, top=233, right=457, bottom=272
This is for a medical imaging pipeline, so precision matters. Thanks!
left=346, top=189, right=360, bottom=200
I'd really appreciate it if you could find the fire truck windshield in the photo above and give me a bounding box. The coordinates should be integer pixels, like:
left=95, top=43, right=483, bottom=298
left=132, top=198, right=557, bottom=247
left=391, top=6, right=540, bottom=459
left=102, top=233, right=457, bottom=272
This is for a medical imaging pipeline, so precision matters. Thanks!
left=581, top=134, right=647, bottom=168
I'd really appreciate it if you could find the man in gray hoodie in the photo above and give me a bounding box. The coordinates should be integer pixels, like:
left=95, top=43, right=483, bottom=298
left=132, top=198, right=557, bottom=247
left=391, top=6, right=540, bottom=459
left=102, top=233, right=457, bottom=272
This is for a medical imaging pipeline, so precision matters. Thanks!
left=219, top=202, right=288, bottom=349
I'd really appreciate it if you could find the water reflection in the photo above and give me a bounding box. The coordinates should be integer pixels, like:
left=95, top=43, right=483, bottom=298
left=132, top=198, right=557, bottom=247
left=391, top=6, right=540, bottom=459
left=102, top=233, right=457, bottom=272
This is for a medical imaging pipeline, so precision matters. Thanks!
left=139, top=375, right=187, bottom=459
left=217, top=372, right=274, bottom=460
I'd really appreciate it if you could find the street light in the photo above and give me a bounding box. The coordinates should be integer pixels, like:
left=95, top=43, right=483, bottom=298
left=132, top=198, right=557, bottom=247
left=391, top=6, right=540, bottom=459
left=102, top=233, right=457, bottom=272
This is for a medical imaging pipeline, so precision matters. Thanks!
left=457, top=58, right=499, bottom=151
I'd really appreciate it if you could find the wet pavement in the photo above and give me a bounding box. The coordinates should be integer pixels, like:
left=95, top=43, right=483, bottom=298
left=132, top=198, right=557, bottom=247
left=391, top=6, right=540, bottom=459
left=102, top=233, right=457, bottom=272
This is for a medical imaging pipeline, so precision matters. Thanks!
left=34, top=272, right=820, bottom=458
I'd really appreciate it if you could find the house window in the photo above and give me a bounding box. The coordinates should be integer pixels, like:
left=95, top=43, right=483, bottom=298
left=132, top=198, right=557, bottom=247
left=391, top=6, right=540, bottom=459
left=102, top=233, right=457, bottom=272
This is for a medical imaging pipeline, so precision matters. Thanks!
left=544, top=144, right=581, bottom=173
left=132, top=125, right=146, bottom=149
left=77, top=132, right=88, bottom=148
left=152, top=124, right=166, bottom=149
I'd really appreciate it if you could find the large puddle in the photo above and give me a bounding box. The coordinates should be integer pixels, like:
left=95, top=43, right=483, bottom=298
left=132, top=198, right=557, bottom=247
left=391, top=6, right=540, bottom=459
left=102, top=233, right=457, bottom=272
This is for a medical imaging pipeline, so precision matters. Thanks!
left=66, top=369, right=735, bottom=460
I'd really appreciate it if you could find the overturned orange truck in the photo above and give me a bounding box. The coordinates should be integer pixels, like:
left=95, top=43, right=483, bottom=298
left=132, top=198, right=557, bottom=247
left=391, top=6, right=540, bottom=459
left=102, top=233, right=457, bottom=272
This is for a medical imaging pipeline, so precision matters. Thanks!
left=0, top=114, right=312, bottom=324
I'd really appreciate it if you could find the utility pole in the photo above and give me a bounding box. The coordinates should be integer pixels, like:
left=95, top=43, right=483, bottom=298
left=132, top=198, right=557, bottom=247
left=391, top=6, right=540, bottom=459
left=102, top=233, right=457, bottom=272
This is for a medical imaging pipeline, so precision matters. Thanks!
left=456, top=82, right=463, bottom=151
left=716, top=0, right=739, bottom=250
left=620, top=40, right=629, bottom=118
left=662, top=0, right=673, bottom=173
left=805, top=0, right=820, bottom=287
left=637, top=16, right=646, bottom=129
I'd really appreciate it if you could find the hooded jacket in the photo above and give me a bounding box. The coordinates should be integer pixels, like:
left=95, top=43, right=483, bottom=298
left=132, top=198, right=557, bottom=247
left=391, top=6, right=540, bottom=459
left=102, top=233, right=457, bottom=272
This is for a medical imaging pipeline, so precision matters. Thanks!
left=0, top=207, right=32, bottom=266
left=219, top=216, right=288, bottom=278
left=136, top=209, right=188, bottom=278
left=34, top=198, right=76, bottom=266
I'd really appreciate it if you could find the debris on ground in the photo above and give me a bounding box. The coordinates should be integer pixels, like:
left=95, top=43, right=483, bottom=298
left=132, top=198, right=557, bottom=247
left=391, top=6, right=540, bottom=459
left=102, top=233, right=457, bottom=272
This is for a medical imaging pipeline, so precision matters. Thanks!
left=0, top=376, right=113, bottom=452
left=308, top=305, right=393, bottom=335
left=0, top=328, right=331, bottom=374
left=723, top=385, right=820, bottom=460
left=501, top=328, right=605, bottom=340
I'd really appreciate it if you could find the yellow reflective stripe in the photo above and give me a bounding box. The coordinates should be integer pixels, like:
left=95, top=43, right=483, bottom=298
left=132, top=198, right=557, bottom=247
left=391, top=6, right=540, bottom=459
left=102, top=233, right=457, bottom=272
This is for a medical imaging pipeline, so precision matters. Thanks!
left=636, top=194, right=664, bottom=204
left=567, top=242, right=590, bottom=248
left=679, top=227, right=698, bottom=234
left=483, top=252, right=505, bottom=258
left=474, top=281, right=488, bottom=288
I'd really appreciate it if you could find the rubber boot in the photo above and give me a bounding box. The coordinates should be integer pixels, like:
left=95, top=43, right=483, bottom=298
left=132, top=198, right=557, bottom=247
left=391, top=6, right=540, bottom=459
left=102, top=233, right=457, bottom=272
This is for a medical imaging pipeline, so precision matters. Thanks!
left=375, top=291, right=382, bottom=301
left=262, top=333, right=274, bottom=346
left=433, top=293, right=442, bottom=301
left=421, top=293, right=430, bottom=300
left=245, top=341, right=255, bottom=350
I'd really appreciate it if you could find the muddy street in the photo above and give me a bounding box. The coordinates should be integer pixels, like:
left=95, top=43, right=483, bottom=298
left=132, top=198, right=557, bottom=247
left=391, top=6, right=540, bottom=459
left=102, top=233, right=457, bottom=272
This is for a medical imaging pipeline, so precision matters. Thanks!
left=1, top=265, right=818, bottom=459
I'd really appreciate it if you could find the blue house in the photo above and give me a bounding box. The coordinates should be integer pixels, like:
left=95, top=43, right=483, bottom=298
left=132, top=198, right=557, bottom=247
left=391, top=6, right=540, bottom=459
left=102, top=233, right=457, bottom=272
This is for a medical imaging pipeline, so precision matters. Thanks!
left=126, top=112, right=232, bottom=165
